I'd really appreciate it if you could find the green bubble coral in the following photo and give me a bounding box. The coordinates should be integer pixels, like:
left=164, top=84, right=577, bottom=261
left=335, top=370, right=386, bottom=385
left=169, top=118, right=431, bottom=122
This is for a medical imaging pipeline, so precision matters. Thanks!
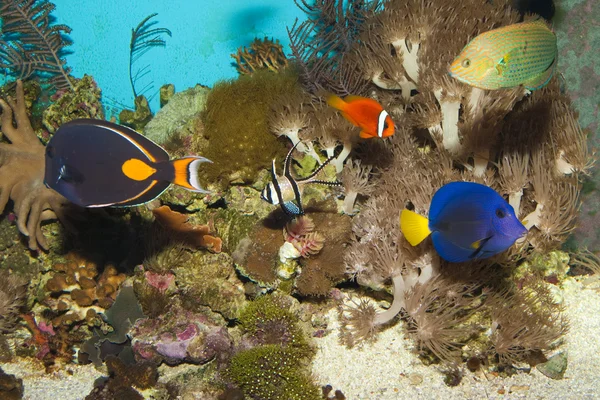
left=200, top=68, right=300, bottom=187
left=227, top=345, right=320, bottom=400
left=238, top=294, right=310, bottom=351
left=226, top=294, right=320, bottom=399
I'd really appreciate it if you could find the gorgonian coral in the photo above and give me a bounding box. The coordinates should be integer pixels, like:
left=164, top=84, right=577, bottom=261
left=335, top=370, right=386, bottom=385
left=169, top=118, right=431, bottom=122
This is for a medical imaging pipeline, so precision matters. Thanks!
left=0, top=80, right=72, bottom=250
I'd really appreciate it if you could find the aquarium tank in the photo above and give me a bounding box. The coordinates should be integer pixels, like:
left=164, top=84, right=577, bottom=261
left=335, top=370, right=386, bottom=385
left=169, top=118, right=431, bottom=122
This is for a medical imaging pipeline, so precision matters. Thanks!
left=0, top=0, right=599, bottom=399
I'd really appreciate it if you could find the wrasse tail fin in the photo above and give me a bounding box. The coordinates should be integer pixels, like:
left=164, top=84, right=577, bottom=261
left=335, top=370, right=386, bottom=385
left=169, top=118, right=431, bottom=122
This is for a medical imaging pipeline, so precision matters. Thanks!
left=400, top=209, right=431, bottom=246
left=170, top=156, right=212, bottom=193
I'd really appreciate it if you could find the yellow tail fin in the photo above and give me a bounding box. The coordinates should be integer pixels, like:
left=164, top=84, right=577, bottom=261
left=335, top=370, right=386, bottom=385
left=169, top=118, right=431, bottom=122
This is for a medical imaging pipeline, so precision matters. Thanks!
left=400, top=209, right=431, bottom=246
left=170, top=156, right=211, bottom=193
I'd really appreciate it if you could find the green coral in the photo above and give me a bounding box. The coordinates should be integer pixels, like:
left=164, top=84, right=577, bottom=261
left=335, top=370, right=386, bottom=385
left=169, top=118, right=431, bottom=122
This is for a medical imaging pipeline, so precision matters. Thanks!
left=227, top=345, right=320, bottom=400
left=42, top=74, right=104, bottom=133
left=175, top=252, right=246, bottom=320
left=227, top=294, right=319, bottom=399
left=200, top=68, right=300, bottom=187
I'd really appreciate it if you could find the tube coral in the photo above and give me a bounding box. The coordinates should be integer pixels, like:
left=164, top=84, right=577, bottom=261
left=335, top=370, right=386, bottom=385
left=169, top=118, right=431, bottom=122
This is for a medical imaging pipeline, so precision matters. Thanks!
left=0, top=80, right=72, bottom=250
left=340, top=159, right=376, bottom=215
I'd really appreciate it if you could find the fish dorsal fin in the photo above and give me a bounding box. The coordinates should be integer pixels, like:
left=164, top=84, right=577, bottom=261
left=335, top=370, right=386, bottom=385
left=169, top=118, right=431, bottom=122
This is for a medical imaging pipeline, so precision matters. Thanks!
left=282, top=144, right=304, bottom=215
left=282, top=142, right=300, bottom=177
left=270, top=158, right=284, bottom=207
left=344, top=95, right=366, bottom=103
left=297, top=153, right=336, bottom=183
left=67, top=119, right=170, bottom=163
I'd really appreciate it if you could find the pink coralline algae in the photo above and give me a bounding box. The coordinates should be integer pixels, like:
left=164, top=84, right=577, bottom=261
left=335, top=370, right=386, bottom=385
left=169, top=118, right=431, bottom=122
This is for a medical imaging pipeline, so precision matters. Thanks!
left=130, top=303, right=233, bottom=366
left=144, top=271, right=175, bottom=293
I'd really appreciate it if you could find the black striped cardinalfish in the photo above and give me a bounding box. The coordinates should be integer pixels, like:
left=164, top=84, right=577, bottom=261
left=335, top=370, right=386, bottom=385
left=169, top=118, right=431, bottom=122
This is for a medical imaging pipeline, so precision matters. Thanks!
left=44, top=119, right=211, bottom=207
left=449, top=20, right=557, bottom=91
left=261, top=143, right=341, bottom=216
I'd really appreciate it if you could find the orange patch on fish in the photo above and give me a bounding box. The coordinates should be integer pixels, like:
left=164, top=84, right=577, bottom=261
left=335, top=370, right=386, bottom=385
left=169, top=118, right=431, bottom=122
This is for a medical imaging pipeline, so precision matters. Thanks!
left=327, top=94, right=395, bottom=139
left=122, top=158, right=157, bottom=181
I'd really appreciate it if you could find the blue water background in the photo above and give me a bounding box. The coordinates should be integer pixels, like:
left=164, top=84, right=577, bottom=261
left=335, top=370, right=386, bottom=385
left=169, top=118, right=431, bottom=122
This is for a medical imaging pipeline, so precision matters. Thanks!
left=50, top=0, right=306, bottom=115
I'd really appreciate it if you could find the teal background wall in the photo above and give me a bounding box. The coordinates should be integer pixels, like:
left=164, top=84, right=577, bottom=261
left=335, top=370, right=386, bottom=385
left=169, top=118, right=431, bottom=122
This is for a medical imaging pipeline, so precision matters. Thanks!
left=51, top=0, right=305, bottom=113
left=554, top=0, right=600, bottom=251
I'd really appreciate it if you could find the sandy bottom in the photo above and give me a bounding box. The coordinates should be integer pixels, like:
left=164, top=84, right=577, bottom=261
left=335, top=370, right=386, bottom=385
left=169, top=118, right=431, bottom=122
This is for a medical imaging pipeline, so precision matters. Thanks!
left=2, top=277, right=599, bottom=400
left=311, top=277, right=600, bottom=399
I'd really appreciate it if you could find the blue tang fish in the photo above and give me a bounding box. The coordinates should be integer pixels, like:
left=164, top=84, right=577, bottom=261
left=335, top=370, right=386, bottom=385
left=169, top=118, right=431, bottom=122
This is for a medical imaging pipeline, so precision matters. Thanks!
left=400, top=182, right=527, bottom=262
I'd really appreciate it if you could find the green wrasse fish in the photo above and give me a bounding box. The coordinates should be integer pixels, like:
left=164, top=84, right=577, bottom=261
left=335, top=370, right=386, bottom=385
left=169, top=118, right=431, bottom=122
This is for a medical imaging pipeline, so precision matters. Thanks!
left=449, top=20, right=557, bottom=90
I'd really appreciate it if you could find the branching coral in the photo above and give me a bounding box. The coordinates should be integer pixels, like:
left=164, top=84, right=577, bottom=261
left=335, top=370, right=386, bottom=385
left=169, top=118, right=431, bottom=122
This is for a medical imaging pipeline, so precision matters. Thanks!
left=288, top=0, right=382, bottom=95
left=232, top=37, right=288, bottom=75
left=0, top=80, right=72, bottom=250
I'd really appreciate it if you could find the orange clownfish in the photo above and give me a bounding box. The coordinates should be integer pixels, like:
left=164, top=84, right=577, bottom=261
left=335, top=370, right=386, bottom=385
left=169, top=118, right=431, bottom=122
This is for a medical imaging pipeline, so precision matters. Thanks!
left=327, top=94, right=395, bottom=139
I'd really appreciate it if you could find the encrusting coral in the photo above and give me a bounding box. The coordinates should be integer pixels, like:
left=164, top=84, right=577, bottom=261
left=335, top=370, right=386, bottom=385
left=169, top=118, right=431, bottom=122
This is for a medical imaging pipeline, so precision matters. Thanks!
left=0, top=80, right=72, bottom=251
left=42, top=74, right=104, bottom=134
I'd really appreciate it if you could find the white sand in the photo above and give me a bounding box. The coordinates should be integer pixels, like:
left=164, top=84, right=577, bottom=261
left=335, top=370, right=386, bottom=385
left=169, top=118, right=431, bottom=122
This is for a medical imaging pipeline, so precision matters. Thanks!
left=2, top=359, right=101, bottom=400
left=311, top=278, right=600, bottom=399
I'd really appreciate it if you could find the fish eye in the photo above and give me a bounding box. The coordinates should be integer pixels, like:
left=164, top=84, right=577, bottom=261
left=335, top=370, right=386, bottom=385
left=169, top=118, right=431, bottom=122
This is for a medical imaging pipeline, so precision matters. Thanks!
left=495, top=208, right=506, bottom=218
left=461, top=58, right=471, bottom=68
left=46, top=145, right=54, bottom=158
left=384, top=122, right=389, bottom=130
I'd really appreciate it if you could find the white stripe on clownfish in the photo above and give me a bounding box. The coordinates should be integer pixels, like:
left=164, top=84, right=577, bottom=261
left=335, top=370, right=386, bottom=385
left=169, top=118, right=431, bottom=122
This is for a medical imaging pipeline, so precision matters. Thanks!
left=377, top=109, right=389, bottom=138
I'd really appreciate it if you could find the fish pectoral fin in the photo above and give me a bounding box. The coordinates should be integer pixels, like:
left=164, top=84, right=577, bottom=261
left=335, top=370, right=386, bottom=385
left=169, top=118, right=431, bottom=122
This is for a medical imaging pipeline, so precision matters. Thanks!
left=282, top=201, right=303, bottom=216
left=359, top=130, right=372, bottom=139
left=524, top=56, right=557, bottom=91
left=495, top=53, right=512, bottom=76
left=400, top=209, right=431, bottom=246
left=469, top=235, right=493, bottom=259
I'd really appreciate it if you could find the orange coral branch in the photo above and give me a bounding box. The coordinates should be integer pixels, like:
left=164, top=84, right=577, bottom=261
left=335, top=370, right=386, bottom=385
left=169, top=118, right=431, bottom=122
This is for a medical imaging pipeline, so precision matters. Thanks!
left=152, top=205, right=222, bottom=253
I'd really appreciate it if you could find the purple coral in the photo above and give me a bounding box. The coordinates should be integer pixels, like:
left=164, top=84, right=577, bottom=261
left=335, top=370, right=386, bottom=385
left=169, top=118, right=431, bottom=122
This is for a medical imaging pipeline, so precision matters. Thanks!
left=131, top=304, right=233, bottom=366
left=0, top=80, right=73, bottom=250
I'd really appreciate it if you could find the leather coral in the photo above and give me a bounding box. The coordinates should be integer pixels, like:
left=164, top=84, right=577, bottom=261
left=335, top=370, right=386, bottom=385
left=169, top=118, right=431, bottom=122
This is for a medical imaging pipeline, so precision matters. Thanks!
left=0, top=80, right=71, bottom=250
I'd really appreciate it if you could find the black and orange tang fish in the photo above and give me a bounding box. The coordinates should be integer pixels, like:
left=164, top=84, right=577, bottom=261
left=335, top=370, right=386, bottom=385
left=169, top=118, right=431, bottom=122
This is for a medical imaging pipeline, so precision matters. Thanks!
left=44, top=119, right=211, bottom=207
